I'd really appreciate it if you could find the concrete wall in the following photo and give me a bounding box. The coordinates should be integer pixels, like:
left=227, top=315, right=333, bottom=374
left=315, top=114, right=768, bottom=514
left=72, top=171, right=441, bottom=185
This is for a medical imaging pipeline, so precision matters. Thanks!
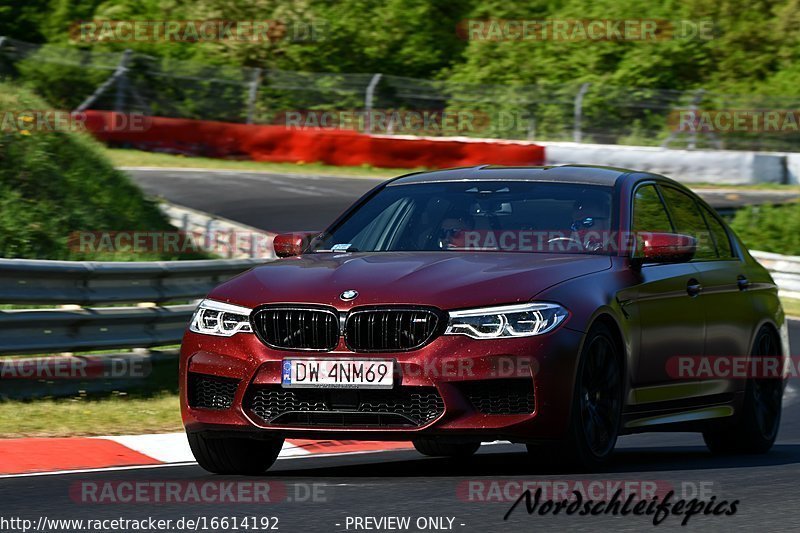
left=539, top=141, right=790, bottom=185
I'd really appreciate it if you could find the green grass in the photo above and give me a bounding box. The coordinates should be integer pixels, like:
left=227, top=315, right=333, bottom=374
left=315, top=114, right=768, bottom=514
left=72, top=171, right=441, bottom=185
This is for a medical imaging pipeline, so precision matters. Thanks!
left=731, top=203, right=800, bottom=256
left=0, top=352, right=181, bottom=438
left=105, top=148, right=417, bottom=180
left=0, top=83, right=210, bottom=261
left=0, top=393, right=182, bottom=438
left=782, top=297, right=800, bottom=318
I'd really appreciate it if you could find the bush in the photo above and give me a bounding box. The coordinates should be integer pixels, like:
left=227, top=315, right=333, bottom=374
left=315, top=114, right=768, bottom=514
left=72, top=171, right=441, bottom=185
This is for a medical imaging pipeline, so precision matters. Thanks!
left=730, top=203, right=800, bottom=256
left=15, top=45, right=115, bottom=111
left=0, top=82, right=202, bottom=260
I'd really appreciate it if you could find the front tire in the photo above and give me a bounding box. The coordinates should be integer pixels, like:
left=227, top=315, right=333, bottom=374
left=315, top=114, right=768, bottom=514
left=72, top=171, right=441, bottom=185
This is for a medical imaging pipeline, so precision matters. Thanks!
left=703, top=327, right=783, bottom=455
left=528, top=322, right=623, bottom=470
left=413, top=438, right=480, bottom=458
left=187, top=432, right=284, bottom=475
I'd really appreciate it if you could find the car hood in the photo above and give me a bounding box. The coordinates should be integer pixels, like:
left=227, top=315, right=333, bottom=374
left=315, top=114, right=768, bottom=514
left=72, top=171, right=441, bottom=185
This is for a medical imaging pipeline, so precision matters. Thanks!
left=209, top=252, right=611, bottom=310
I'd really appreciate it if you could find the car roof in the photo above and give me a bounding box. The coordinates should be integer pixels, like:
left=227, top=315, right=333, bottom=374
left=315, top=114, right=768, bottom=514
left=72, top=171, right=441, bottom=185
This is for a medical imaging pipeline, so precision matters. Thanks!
left=388, top=164, right=635, bottom=187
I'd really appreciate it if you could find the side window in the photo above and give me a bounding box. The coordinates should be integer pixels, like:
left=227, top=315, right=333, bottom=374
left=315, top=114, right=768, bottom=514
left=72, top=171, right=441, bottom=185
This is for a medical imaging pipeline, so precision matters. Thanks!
left=632, top=185, right=672, bottom=233
left=699, top=203, right=734, bottom=259
left=658, top=186, right=717, bottom=260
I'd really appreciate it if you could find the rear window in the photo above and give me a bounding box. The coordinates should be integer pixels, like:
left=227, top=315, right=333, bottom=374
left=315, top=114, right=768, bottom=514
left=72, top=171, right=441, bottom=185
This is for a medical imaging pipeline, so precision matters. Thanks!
left=699, top=203, right=735, bottom=259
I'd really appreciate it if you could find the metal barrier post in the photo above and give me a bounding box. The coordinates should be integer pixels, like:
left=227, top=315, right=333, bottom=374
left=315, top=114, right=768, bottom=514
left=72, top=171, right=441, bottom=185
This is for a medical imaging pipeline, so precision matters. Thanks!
left=246, top=68, right=262, bottom=124
left=114, top=49, right=131, bottom=112
left=573, top=83, right=591, bottom=143
left=204, top=219, right=216, bottom=252
left=75, top=49, right=132, bottom=113
left=364, top=73, right=382, bottom=134
left=688, top=89, right=704, bottom=150
left=250, top=233, right=259, bottom=258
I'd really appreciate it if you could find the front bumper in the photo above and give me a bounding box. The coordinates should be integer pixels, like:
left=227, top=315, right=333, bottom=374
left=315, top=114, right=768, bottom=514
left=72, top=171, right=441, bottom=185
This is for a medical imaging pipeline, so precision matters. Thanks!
left=180, top=327, right=583, bottom=442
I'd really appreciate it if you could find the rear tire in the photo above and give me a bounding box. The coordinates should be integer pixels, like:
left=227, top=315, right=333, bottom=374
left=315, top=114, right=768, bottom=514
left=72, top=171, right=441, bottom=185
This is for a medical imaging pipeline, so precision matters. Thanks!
left=187, top=432, right=283, bottom=475
left=703, top=327, right=783, bottom=455
left=413, top=438, right=480, bottom=458
left=528, top=322, right=623, bottom=471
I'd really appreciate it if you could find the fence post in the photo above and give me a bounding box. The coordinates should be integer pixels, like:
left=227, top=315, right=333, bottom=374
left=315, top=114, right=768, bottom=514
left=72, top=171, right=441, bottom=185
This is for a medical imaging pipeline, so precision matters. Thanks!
left=246, top=68, right=261, bottom=124
left=204, top=220, right=216, bottom=253
left=114, top=49, right=131, bottom=112
left=75, top=49, right=131, bottom=113
left=250, top=232, right=258, bottom=258
left=527, top=115, right=537, bottom=140
left=661, top=88, right=721, bottom=150
left=687, top=89, right=705, bottom=150
left=364, top=73, right=382, bottom=134
left=573, top=82, right=591, bottom=143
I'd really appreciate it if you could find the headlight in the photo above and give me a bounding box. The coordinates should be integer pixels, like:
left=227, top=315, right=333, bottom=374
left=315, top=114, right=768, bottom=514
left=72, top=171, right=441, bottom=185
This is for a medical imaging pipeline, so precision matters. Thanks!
left=445, top=303, right=568, bottom=339
left=189, top=299, right=253, bottom=337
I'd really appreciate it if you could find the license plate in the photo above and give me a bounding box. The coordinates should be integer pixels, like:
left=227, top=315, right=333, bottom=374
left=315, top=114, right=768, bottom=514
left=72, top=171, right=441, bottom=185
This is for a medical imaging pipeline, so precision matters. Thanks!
left=281, top=359, right=394, bottom=389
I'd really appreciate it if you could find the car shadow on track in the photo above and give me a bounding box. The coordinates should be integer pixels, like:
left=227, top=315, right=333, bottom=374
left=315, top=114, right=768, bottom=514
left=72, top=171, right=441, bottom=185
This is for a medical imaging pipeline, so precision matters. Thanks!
left=267, top=444, right=800, bottom=478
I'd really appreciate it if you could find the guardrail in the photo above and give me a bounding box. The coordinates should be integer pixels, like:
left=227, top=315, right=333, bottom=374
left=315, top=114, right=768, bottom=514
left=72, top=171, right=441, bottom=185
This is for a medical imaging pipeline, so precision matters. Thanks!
left=0, top=257, right=263, bottom=355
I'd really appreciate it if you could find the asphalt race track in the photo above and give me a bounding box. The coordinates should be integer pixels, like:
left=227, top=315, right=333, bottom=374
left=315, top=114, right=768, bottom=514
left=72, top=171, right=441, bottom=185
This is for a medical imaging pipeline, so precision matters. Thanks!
left=127, top=169, right=383, bottom=233
left=125, top=168, right=800, bottom=234
left=5, top=168, right=797, bottom=531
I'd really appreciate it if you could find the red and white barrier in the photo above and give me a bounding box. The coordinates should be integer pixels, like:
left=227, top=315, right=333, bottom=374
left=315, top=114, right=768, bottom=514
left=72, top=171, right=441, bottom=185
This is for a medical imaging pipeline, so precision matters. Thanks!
left=82, top=112, right=546, bottom=170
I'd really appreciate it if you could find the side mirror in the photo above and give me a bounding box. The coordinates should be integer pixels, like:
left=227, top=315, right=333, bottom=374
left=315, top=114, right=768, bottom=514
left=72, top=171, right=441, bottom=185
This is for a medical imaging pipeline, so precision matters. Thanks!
left=635, top=232, right=696, bottom=264
left=273, top=232, right=319, bottom=258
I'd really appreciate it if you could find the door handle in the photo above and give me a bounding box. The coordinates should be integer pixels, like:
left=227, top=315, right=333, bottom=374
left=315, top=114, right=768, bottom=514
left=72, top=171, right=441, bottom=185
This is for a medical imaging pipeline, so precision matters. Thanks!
left=737, top=275, right=750, bottom=291
left=687, top=278, right=703, bottom=297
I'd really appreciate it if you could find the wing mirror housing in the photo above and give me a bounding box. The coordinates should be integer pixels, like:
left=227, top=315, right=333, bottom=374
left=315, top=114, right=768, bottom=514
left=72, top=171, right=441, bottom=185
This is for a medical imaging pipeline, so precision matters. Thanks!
left=633, top=232, right=696, bottom=265
left=273, top=231, right=319, bottom=258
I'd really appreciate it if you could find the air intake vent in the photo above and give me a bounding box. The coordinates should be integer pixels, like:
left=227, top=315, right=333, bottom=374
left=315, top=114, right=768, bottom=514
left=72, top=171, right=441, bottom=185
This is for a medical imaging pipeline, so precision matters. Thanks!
left=345, top=308, right=440, bottom=352
left=188, top=373, right=239, bottom=410
left=459, top=378, right=535, bottom=415
left=251, top=307, right=339, bottom=351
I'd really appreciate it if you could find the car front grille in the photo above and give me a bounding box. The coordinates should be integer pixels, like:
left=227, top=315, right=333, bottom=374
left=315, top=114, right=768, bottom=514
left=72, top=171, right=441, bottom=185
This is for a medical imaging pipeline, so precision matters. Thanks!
left=251, top=307, right=339, bottom=351
left=458, top=378, right=535, bottom=415
left=345, top=308, right=440, bottom=352
left=246, top=386, right=444, bottom=427
left=187, top=373, right=239, bottom=410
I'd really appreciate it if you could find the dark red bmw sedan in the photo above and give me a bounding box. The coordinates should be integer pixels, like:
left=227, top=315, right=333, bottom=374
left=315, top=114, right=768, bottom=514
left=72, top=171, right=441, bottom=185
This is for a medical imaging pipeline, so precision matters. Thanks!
left=180, top=165, right=788, bottom=474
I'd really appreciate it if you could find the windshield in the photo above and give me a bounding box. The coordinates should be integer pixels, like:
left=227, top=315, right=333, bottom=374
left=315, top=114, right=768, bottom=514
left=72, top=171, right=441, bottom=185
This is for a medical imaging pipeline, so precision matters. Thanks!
left=312, top=181, right=614, bottom=254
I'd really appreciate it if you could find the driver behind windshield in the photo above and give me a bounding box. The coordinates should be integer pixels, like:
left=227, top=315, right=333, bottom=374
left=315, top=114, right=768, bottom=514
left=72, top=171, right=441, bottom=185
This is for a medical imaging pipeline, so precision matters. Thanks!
left=571, top=194, right=611, bottom=231
left=569, top=194, right=612, bottom=252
